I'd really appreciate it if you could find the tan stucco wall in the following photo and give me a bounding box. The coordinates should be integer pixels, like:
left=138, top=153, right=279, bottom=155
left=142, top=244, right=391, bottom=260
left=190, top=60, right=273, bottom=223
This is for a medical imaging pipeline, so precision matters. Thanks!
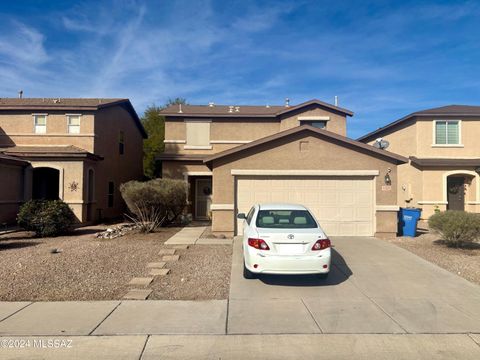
left=25, top=160, right=85, bottom=222
left=280, top=107, right=347, bottom=136
left=162, top=161, right=211, bottom=179
left=93, top=106, right=144, bottom=219
left=367, top=120, right=417, bottom=157
left=164, top=105, right=348, bottom=155
left=209, top=132, right=399, bottom=235
left=375, top=211, right=398, bottom=238
left=0, top=111, right=95, bottom=152
left=365, top=116, right=480, bottom=219
left=0, top=163, right=25, bottom=223
left=165, top=119, right=279, bottom=155
left=416, top=117, right=480, bottom=157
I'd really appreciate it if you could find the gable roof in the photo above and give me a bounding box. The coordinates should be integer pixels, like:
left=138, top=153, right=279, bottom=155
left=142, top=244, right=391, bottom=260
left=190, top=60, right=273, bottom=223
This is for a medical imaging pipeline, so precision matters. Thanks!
left=159, top=99, right=353, bottom=118
left=203, top=125, right=408, bottom=165
left=357, top=105, right=480, bottom=142
left=0, top=98, right=147, bottom=138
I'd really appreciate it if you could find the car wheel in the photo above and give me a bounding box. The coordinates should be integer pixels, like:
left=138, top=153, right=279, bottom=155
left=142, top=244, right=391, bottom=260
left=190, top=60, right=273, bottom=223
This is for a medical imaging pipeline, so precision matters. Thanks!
left=317, top=272, right=329, bottom=279
left=243, top=262, right=256, bottom=279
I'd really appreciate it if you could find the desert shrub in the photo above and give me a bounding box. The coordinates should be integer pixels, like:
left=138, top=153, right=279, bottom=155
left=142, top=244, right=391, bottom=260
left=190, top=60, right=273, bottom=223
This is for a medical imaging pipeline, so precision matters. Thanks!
left=428, top=210, right=480, bottom=247
left=120, top=178, right=187, bottom=232
left=17, top=200, right=76, bottom=237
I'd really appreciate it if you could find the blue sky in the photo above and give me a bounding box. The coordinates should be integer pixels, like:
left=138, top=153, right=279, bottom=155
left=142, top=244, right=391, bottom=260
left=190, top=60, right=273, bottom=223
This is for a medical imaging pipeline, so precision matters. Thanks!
left=1, top=0, right=479, bottom=138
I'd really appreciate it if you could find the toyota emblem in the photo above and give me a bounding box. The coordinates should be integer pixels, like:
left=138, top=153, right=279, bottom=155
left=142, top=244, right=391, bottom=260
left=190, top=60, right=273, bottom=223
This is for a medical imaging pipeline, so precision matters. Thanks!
left=287, top=234, right=294, bottom=239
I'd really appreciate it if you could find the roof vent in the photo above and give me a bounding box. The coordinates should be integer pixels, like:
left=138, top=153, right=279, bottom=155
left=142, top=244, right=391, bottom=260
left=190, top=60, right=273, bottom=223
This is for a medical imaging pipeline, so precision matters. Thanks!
left=234, top=106, right=240, bottom=112
left=334, top=96, right=338, bottom=106
left=178, top=104, right=183, bottom=113
left=18, top=90, right=23, bottom=99
left=228, top=106, right=234, bottom=113
left=285, top=98, right=290, bottom=107
left=208, top=102, right=215, bottom=107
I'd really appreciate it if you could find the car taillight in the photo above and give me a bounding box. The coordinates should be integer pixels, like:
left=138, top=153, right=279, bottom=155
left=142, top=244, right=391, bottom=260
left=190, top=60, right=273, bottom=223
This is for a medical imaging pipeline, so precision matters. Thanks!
left=312, top=239, right=331, bottom=250
left=248, top=238, right=270, bottom=250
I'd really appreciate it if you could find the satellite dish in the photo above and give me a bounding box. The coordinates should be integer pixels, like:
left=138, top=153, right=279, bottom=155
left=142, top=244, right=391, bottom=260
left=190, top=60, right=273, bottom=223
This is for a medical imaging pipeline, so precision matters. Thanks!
left=373, top=138, right=390, bottom=150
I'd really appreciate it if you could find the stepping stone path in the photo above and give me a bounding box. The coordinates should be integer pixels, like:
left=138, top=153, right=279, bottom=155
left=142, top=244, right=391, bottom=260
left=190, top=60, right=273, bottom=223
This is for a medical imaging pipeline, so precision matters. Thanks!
left=162, top=255, right=180, bottom=262
left=123, top=289, right=152, bottom=300
left=146, top=262, right=166, bottom=268
left=158, top=249, right=176, bottom=255
left=123, top=247, right=182, bottom=300
left=128, top=277, right=154, bottom=287
left=149, top=268, right=170, bottom=276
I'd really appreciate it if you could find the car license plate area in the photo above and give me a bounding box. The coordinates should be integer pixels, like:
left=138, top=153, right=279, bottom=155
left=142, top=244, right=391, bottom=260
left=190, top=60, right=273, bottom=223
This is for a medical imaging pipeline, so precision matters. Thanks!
left=274, top=243, right=305, bottom=255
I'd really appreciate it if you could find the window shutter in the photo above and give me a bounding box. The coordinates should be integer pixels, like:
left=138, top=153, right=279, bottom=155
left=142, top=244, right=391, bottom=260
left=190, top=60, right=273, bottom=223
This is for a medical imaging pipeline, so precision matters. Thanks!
left=435, top=121, right=447, bottom=144
left=186, top=122, right=210, bottom=146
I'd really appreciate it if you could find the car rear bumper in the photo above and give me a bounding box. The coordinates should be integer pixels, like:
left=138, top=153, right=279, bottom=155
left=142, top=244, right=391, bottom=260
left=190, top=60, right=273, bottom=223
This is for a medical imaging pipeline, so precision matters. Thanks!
left=244, top=247, right=331, bottom=275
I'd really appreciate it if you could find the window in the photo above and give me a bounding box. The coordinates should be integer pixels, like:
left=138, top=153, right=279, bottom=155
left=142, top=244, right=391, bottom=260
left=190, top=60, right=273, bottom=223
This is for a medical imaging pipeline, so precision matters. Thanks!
left=119, top=131, right=125, bottom=155
left=67, top=115, right=81, bottom=134
left=435, top=120, right=460, bottom=145
left=256, top=210, right=318, bottom=229
left=108, top=181, right=114, bottom=208
left=186, top=121, right=210, bottom=147
left=34, top=115, right=47, bottom=134
left=308, top=121, right=326, bottom=129
left=246, top=207, right=255, bottom=225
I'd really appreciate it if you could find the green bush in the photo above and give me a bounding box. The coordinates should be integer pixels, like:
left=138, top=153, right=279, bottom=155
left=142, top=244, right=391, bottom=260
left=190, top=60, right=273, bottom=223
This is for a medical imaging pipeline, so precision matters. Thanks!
left=17, top=200, right=76, bottom=237
left=428, top=210, right=480, bottom=247
left=120, top=178, right=187, bottom=232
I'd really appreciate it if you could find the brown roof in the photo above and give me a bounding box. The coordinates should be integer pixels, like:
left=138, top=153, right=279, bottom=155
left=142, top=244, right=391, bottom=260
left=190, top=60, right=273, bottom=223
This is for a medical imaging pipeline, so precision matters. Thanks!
left=0, top=98, right=147, bottom=138
left=0, top=98, right=125, bottom=109
left=156, top=153, right=205, bottom=162
left=410, top=156, right=480, bottom=167
left=0, top=153, right=29, bottom=166
left=159, top=99, right=353, bottom=118
left=203, top=125, right=408, bottom=165
left=358, top=105, right=480, bottom=142
left=0, top=145, right=103, bottom=161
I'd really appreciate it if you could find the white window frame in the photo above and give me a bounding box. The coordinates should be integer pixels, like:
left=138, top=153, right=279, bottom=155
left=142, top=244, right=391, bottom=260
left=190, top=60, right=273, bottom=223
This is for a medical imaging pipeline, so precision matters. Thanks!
left=432, top=119, right=463, bottom=147
left=33, top=114, right=47, bottom=134
left=184, top=119, right=212, bottom=149
left=66, top=114, right=81, bottom=134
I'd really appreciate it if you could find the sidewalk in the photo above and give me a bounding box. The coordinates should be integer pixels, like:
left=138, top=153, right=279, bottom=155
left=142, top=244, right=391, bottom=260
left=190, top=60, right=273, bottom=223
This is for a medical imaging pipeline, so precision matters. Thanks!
left=1, top=333, right=479, bottom=359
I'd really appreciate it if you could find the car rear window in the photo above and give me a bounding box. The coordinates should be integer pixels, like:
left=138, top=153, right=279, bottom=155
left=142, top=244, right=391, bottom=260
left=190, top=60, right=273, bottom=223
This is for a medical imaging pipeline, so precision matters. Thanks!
left=256, top=210, right=317, bottom=228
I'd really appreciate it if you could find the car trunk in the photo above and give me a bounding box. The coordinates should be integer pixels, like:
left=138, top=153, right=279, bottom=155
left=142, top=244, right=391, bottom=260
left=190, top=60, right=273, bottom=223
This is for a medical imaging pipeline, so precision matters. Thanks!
left=255, top=228, right=323, bottom=255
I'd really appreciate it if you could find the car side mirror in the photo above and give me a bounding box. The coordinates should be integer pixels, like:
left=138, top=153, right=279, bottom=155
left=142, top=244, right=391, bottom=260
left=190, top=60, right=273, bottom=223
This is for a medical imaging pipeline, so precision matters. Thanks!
left=237, top=213, right=246, bottom=219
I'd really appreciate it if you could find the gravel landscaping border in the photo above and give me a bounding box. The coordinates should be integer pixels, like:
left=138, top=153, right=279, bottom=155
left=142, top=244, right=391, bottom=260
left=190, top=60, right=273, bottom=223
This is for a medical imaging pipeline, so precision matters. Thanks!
left=386, top=232, right=480, bottom=285
left=0, top=224, right=232, bottom=301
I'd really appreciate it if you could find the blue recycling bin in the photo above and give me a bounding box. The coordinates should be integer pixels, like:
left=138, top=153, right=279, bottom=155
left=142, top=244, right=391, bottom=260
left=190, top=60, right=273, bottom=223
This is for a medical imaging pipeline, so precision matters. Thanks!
left=399, top=208, right=422, bottom=237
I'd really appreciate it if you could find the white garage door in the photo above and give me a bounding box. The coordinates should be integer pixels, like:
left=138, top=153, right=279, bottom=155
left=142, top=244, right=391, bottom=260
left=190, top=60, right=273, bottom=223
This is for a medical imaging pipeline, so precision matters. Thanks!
left=236, top=176, right=374, bottom=236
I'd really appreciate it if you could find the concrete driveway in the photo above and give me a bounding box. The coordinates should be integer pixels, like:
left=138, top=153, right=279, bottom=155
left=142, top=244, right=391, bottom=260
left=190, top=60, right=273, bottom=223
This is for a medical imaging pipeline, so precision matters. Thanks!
left=228, top=236, right=480, bottom=334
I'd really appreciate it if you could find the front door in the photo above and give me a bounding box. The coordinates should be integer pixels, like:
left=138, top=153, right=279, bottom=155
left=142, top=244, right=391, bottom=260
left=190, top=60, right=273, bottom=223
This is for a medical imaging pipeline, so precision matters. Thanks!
left=447, top=176, right=465, bottom=211
left=195, top=178, right=212, bottom=220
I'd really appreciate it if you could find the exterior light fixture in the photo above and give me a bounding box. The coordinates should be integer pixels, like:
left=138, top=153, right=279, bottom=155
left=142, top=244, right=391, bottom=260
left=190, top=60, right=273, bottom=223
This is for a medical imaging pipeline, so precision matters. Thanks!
left=384, top=168, right=392, bottom=186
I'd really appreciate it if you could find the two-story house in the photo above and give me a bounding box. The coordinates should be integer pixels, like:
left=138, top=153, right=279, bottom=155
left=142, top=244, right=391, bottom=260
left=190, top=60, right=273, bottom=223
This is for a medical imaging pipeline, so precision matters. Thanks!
left=0, top=98, right=147, bottom=224
left=358, top=105, right=480, bottom=221
left=158, top=99, right=408, bottom=237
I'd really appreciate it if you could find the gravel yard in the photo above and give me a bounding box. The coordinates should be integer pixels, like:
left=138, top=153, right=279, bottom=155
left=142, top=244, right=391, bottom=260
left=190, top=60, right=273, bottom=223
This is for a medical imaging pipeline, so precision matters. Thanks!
left=149, top=245, right=232, bottom=300
left=387, top=232, right=480, bottom=285
left=0, top=224, right=232, bottom=301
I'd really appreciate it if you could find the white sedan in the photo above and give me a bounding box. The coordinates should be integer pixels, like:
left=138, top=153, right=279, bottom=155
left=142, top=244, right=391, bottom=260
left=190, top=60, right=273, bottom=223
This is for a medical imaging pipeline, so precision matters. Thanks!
left=237, top=203, right=331, bottom=279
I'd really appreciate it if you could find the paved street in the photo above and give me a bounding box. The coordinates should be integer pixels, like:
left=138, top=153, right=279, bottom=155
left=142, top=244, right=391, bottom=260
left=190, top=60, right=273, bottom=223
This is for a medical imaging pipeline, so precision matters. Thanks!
left=0, top=236, right=479, bottom=359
